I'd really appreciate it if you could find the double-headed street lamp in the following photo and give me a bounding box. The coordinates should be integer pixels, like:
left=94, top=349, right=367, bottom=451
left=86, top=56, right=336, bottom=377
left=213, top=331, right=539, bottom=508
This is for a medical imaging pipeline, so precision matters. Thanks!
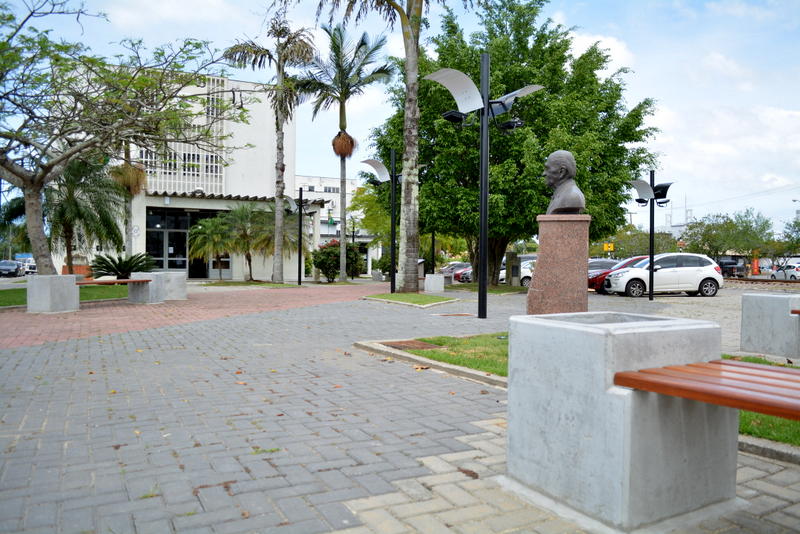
left=362, top=149, right=399, bottom=293
left=425, top=55, right=542, bottom=318
left=630, top=170, right=673, bottom=301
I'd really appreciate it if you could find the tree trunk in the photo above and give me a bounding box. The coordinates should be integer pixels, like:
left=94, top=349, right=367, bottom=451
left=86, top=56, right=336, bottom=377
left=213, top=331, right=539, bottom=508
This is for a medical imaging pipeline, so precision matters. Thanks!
left=216, top=254, right=223, bottom=280
left=246, top=251, right=254, bottom=281
left=125, top=198, right=133, bottom=258
left=273, top=117, right=286, bottom=283
left=64, top=227, right=74, bottom=274
left=22, top=185, right=56, bottom=275
left=397, top=10, right=422, bottom=293
left=338, top=155, right=347, bottom=282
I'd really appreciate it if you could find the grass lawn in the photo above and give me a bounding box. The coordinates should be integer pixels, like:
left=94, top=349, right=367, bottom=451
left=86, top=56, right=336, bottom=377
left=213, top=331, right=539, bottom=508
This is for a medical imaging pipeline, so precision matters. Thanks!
left=366, top=293, right=456, bottom=306
left=201, top=281, right=300, bottom=288
left=446, top=282, right=527, bottom=294
left=406, top=334, right=800, bottom=446
left=0, top=285, right=128, bottom=307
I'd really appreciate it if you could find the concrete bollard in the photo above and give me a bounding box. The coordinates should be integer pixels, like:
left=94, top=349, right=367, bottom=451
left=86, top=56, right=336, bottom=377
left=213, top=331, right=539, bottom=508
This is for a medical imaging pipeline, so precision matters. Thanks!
left=128, top=272, right=166, bottom=304
left=740, top=293, right=800, bottom=358
left=163, top=272, right=188, bottom=301
left=505, top=311, right=739, bottom=532
left=26, top=275, right=80, bottom=313
left=424, top=273, right=444, bottom=293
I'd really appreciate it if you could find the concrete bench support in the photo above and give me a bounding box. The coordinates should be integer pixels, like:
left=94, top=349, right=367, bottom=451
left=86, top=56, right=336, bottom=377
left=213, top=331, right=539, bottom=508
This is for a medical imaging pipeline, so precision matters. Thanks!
left=27, top=275, right=80, bottom=313
left=128, top=272, right=166, bottom=304
left=740, top=293, right=800, bottom=358
left=163, top=272, right=188, bottom=301
left=424, top=273, right=444, bottom=293
left=506, top=312, right=739, bottom=532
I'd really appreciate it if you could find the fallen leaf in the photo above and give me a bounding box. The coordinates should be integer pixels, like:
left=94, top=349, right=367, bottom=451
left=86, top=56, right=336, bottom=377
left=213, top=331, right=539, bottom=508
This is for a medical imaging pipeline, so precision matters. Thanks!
left=135, top=349, right=143, bottom=353
left=235, top=381, right=247, bottom=385
left=413, top=365, right=429, bottom=371
left=343, top=351, right=351, bottom=356
left=108, top=389, right=117, bottom=394
left=241, top=511, right=250, bottom=519
left=88, top=371, right=94, bottom=375
left=134, top=430, right=141, bottom=436
left=270, top=369, right=278, bottom=373
left=333, top=384, right=343, bottom=389
left=154, top=361, right=161, bottom=365
left=449, top=391, right=456, bottom=395
left=458, top=467, right=479, bottom=479
left=276, top=413, right=284, bottom=417
left=480, top=390, right=489, bottom=395
left=235, top=370, right=243, bottom=375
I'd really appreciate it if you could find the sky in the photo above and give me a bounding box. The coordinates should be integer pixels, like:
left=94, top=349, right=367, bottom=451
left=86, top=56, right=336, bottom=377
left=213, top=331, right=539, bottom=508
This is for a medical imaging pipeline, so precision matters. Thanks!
left=24, top=0, right=800, bottom=235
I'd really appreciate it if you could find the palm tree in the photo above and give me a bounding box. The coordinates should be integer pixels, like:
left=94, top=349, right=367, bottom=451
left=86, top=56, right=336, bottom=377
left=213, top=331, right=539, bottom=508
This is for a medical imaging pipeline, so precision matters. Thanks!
left=109, top=142, right=147, bottom=258
left=223, top=14, right=314, bottom=283
left=253, top=209, right=310, bottom=261
left=188, top=216, right=231, bottom=280
left=298, top=24, right=392, bottom=282
left=224, top=204, right=270, bottom=281
left=46, top=156, right=126, bottom=274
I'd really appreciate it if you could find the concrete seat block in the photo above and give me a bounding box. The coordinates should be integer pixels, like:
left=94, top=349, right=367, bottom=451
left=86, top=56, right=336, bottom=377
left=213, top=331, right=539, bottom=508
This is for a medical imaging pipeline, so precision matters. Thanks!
left=508, top=312, right=737, bottom=531
left=740, top=293, right=800, bottom=357
left=128, top=272, right=166, bottom=304
left=424, top=274, right=444, bottom=293
left=26, top=275, right=80, bottom=313
left=164, top=272, right=187, bottom=300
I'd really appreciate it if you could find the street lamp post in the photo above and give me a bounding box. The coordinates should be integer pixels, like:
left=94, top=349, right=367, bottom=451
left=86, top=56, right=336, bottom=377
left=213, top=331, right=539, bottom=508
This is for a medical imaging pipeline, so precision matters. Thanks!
left=425, top=55, right=542, bottom=318
left=630, top=172, right=673, bottom=301
left=297, top=187, right=303, bottom=286
left=362, top=149, right=399, bottom=293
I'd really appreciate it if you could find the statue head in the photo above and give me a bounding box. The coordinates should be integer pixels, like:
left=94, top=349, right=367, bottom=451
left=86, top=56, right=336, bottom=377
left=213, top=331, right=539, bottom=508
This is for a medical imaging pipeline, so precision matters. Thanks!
left=542, top=150, right=577, bottom=189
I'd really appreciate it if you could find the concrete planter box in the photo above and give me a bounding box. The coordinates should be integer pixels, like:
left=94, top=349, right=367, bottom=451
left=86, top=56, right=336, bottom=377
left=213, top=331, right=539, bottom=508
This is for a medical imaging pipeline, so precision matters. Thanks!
left=424, top=273, right=444, bottom=293
left=27, top=275, right=80, bottom=313
left=740, top=293, right=800, bottom=357
left=128, top=272, right=166, bottom=304
left=507, top=312, right=737, bottom=532
left=164, top=272, right=188, bottom=300
left=371, top=270, right=386, bottom=281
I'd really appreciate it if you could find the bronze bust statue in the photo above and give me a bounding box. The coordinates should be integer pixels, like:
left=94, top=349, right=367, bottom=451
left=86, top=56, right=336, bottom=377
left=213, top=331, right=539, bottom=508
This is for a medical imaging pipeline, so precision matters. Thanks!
left=543, top=150, right=585, bottom=215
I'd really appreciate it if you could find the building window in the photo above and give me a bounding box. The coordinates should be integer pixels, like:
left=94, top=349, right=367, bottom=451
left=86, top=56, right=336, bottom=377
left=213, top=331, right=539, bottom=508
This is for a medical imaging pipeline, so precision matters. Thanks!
left=306, top=185, right=315, bottom=192
left=182, top=153, right=201, bottom=177
left=324, top=186, right=339, bottom=193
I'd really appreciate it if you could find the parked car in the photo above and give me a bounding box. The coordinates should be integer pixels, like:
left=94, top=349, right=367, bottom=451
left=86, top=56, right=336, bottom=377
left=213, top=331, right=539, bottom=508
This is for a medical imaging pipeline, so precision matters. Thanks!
left=440, top=262, right=471, bottom=276
left=23, top=261, right=36, bottom=274
left=588, top=255, right=647, bottom=294
left=604, top=253, right=723, bottom=297
left=770, top=264, right=800, bottom=280
left=588, top=258, right=618, bottom=271
left=498, top=259, right=535, bottom=287
left=453, top=265, right=472, bottom=282
left=718, top=259, right=746, bottom=278
left=459, top=267, right=473, bottom=283
left=0, top=260, right=22, bottom=277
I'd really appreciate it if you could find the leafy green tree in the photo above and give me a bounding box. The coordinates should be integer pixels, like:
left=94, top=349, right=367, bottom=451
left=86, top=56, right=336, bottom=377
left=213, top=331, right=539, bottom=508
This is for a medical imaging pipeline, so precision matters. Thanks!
left=46, top=156, right=126, bottom=274
left=0, top=195, right=27, bottom=258
left=224, top=204, right=270, bottom=281
left=224, top=14, right=314, bottom=284
left=590, top=224, right=677, bottom=260
left=728, top=208, right=772, bottom=257
left=782, top=218, right=800, bottom=257
left=298, top=23, right=392, bottom=282
left=681, top=214, right=736, bottom=261
left=0, top=2, right=243, bottom=274
left=312, top=239, right=363, bottom=282
left=372, top=1, right=656, bottom=283
left=188, top=216, right=231, bottom=280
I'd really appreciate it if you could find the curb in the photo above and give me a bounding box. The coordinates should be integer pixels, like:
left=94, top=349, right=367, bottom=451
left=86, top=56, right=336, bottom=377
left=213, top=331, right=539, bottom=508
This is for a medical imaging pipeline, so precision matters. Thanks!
left=355, top=339, right=800, bottom=465
left=360, top=296, right=459, bottom=309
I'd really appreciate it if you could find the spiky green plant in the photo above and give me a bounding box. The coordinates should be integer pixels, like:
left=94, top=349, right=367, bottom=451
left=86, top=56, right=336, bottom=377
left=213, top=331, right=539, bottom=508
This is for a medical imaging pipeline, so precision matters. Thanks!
left=90, top=253, right=155, bottom=280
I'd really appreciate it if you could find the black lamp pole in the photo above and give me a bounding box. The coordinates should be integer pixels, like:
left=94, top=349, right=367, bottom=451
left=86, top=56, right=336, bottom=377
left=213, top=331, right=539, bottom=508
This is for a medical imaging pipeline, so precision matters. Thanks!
left=389, top=149, right=397, bottom=293
left=478, top=52, right=490, bottom=319
left=297, top=187, right=303, bottom=286
left=648, top=170, right=655, bottom=301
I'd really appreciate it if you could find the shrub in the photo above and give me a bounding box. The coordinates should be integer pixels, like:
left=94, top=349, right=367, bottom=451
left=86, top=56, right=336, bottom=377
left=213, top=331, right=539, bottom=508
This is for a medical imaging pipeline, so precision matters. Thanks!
left=373, top=253, right=392, bottom=274
left=312, top=240, right=364, bottom=282
left=90, top=253, right=155, bottom=279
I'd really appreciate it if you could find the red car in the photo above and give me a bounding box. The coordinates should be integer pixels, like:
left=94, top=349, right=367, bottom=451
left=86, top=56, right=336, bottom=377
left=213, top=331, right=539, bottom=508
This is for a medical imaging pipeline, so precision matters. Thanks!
left=589, top=256, right=647, bottom=294
left=453, top=266, right=472, bottom=282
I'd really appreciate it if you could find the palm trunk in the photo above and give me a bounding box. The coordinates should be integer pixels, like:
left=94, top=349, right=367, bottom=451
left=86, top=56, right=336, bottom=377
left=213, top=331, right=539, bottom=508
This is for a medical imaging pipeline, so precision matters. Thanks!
left=216, top=254, right=223, bottom=280
left=64, top=227, right=74, bottom=274
left=272, top=91, right=286, bottom=284
left=397, top=13, right=422, bottom=293
left=23, top=184, right=56, bottom=275
left=338, top=155, right=347, bottom=282
left=246, top=251, right=254, bottom=281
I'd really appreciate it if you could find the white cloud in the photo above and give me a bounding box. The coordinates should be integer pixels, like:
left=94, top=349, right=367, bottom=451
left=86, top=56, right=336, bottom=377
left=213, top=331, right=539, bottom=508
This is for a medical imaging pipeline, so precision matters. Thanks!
left=706, top=0, right=777, bottom=21
left=570, top=33, right=635, bottom=74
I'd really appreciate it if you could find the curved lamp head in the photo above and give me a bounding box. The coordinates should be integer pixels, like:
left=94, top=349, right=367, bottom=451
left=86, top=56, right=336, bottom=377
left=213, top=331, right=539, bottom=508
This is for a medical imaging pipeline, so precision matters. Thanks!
left=361, top=159, right=390, bottom=183
left=653, top=182, right=673, bottom=200
left=424, top=68, right=483, bottom=113
left=629, top=179, right=654, bottom=203
left=490, top=84, right=544, bottom=116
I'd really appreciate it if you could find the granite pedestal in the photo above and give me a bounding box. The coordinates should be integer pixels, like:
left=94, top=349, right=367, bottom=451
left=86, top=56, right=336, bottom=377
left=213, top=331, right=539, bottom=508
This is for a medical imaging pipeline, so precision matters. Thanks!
left=740, top=292, right=800, bottom=358
left=507, top=311, right=739, bottom=532
left=527, top=214, right=590, bottom=315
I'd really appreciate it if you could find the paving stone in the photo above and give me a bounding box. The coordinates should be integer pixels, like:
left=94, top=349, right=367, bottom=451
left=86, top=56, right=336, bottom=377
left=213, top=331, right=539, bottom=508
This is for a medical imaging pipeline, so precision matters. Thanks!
left=744, top=494, right=790, bottom=515
left=403, top=513, right=454, bottom=534
left=275, top=496, right=318, bottom=523
left=359, top=508, right=409, bottom=534
left=436, top=504, right=496, bottom=525
left=432, top=483, right=480, bottom=507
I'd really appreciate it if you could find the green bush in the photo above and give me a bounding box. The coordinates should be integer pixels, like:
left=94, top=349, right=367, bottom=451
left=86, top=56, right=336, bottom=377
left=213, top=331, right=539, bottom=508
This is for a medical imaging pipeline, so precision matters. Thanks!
left=312, top=240, right=364, bottom=282
left=373, top=254, right=393, bottom=274
left=90, top=253, right=155, bottom=279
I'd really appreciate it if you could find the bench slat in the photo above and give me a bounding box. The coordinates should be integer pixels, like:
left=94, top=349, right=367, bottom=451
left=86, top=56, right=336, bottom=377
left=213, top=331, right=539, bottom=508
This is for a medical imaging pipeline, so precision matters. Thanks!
left=660, top=364, right=800, bottom=391
left=688, top=362, right=800, bottom=384
left=614, top=371, right=800, bottom=420
left=640, top=368, right=800, bottom=399
left=710, top=359, right=800, bottom=377
left=75, top=279, right=151, bottom=286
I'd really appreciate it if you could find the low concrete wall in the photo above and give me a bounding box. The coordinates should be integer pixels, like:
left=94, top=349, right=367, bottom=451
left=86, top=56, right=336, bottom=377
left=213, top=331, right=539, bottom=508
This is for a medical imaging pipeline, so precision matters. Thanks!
left=27, top=275, right=80, bottom=313
left=163, top=272, right=187, bottom=301
left=424, top=274, right=444, bottom=293
left=740, top=293, right=800, bottom=358
left=128, top=272, right=165, bottom=304
left=507, top=311, right=737, bottom=532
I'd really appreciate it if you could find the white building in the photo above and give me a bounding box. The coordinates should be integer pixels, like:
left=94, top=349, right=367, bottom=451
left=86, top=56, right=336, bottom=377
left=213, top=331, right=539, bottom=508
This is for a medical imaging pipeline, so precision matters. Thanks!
left=55, top=75, right=324, bottom=281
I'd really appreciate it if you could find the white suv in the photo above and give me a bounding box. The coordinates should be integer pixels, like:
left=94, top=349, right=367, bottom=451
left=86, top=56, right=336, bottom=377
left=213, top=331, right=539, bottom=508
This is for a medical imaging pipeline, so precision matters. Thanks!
left=604, top=253, right=723, bottom=297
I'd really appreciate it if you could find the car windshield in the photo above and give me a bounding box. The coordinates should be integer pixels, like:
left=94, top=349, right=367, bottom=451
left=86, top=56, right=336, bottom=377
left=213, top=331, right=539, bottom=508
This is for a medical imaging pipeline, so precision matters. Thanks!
left=611, top=257, right=639, bottom=270
left=632, top=258, right=650, bottom=269
left=0, top=260, right=15, bottom=266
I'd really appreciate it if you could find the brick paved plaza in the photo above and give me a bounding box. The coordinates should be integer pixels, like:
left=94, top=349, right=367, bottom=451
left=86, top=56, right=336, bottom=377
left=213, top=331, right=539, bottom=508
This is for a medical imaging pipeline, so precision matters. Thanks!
left=1, top=282, right=799, bottom=533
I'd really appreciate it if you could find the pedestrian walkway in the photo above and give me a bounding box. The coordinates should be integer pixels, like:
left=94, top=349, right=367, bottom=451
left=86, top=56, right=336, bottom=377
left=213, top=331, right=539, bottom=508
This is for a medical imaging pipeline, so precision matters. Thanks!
left=0, top=285, right=798, bottom=533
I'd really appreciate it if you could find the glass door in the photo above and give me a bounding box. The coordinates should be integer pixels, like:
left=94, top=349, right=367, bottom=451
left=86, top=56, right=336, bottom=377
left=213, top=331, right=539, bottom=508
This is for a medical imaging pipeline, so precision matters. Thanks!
left=167, top=231, right=188, bottom=270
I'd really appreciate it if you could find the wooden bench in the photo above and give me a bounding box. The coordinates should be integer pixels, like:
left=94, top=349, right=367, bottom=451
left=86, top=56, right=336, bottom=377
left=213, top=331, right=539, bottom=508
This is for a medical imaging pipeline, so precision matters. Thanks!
left=614, top=359, right=800, bottom=420
left=75, top=279, right=151, bottom=286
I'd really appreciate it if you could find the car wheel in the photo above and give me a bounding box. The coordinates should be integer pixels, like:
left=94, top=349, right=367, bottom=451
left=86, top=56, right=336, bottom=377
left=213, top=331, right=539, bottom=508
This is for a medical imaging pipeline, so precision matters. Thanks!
left=699, top=278, right=718, bottom=297
left=625, top=279, right=646, bottom=298
left=596, top=286, right=607, bottom=295
left=792, top=275, right=798, bottom=281
left=686, top=291, right=699, bottom=296
left=521, top=276, right=531, bottom=287
left=770, top=274, right=777, bottom=279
